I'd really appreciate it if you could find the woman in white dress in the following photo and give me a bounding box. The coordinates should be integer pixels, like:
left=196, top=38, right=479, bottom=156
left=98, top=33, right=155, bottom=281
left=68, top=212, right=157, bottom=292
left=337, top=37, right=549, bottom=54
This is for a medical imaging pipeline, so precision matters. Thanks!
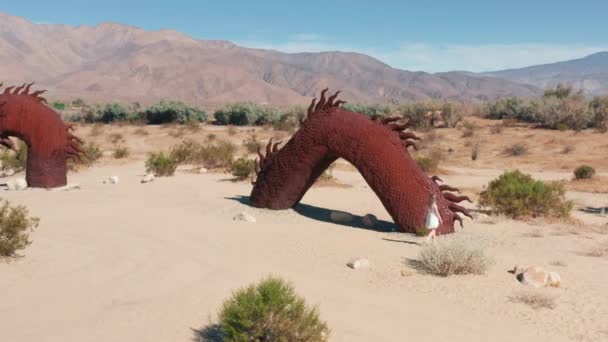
left=425, top=193, right=442, bottom=243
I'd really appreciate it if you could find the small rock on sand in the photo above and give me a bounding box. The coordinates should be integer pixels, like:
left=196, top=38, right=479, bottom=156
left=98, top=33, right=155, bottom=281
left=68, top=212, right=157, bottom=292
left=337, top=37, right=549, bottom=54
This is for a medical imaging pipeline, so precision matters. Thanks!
left=362, top=214, right=378, bottom=228
left=233, top=211, right=256, bottom=223
left=513, top=265, right=561, bottom=288
left=330, top=210, right=353, bottom=223
left=6, top=178, right=28, bottom=191
left=141, top=174, right=155, bottom=183
left=51, top=183, right=81, bottom=191
left=347, top=258, right=370, bottom=269
left=103, top=176, right=120, bottom=184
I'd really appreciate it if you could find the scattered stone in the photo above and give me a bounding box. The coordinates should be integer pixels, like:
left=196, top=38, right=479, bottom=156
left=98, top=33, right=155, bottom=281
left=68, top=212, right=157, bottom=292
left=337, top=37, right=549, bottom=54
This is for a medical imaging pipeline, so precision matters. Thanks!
left=141, top=174, right=155, bottom=183
left=198, top=167, right=208, bottom=174
left=347, top=258, right=370, bottom=269
left=103, top=176, right=120, bottom=184
left=233, top=211, right=256, bottom=223
left=400, top=268, right=415, bottom=277
left=6, top=178, right=28, bottom=191
left=362, top=214, right=378, bottom=228
left=547, top=272, right=561, bottom=288
left=330, top=210, right=354, bottom=223
left=513, top=265, right=561, bottom=288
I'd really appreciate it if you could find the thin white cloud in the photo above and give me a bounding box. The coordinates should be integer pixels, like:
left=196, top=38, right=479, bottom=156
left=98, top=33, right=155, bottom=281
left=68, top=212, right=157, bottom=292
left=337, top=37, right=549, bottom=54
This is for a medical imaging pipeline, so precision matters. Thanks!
left=235, top=37, right=608, bottom=73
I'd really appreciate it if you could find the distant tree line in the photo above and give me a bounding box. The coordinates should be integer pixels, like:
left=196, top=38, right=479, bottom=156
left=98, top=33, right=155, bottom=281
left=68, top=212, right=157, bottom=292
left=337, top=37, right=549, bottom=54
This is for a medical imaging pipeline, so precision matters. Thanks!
left=54, top=84, right=608, bottom=132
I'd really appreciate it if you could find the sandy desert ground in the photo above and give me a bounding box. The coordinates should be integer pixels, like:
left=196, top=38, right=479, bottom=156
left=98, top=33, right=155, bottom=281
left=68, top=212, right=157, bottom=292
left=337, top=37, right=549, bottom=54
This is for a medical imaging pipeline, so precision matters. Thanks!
left=1, top=121, right=608, bottom=342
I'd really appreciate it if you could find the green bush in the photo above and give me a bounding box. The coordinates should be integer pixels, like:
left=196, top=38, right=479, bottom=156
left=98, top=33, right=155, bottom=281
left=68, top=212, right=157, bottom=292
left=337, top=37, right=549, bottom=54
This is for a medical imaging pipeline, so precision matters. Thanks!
left=218, top=276, right=329, bottom=342
left=144, top=101, right=208, bottom=124
left=214, top=102, right=280, bottom=126
left=99, top=103, right=130, bottom=123
left=483, top=97, right=536, bottom=122
left=0, top=199, right=40, bottom=257
left=342, top=103, right=391, bottom=117
left=0, top=140, right=27, bottom=172
left=573, top=165, right=595, bottom=180
left=478, top=170, right=573, bottom=218
left=230, top=157, right=255, bottom=180
left=273, top=106, right=306, bottom=131
left=145, top=152, right=177, bottom=176
left=52, top=101, right=66, bottom=110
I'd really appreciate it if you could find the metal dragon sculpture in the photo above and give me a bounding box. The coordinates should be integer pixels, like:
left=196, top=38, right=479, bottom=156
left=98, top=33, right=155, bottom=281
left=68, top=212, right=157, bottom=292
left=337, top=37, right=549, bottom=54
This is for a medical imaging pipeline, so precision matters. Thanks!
left=250, top=89, right=472, bottom=235
left=0, top=82, right=83, bottom=188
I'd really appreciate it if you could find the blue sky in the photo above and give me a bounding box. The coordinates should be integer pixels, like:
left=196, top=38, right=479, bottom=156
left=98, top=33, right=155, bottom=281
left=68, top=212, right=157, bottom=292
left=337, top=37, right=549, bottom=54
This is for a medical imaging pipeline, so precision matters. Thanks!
left=2, top=0, right=608, bottom=72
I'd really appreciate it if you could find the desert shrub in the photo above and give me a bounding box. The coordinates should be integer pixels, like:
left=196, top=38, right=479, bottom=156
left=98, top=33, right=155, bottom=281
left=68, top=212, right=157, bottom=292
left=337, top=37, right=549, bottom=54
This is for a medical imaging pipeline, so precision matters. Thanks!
left=0, top=199, right=40, bottom=257
left=415, top=148, right=442, bottom=172
left=461, top=121, right=476, bottom=137
left=169, top=139, right=236, bottom=168
left=229, top=157, right=255, bottom=180
left=112, top=146, right=130, bottom=159
left=107, top=132, right=124, bottom=144
left=589, top=96, right=608, bottom=132
left=533, top=93, right=590, bottom=130
left=201, top=141, right=237, bottom=168
left=478, top=170, right=573, bottom=218
left=52, top=101, right=66, bottom=110
left=99, top=103, right=130, bottom=123
left=214, top=102, right=279, bottom=126
left=396, top=102, right=436, bottom=129
left=89, top=123, right=104, bottom=137
left=71, top=98, right=86, bottom=107
left=439, top=102, right=463, bottom=128
left=0, top=140, right=27, bottom=172
left=503, top=143, right=528, bottom=156
left=217, top=276, right=329, bottom=342
left=342, top=103, right=391, bottom=117
left=573, top=165, right=595, bottom=180
left=68, top=142, right=103, bottom=170
left=274, top=106, right=306, bottom=131
left=243, top=134, right=261, bottom=153
left=145, top=152, right=177, bottom=176
left=144, top=101, right=207, bottom=124
left=133, top=127, right=149, bottom=136
left=411, top=235, right=491, bottom=277
left=483, top=97, right=536, bottom=122
left=489, top=125, right=503, bottom=134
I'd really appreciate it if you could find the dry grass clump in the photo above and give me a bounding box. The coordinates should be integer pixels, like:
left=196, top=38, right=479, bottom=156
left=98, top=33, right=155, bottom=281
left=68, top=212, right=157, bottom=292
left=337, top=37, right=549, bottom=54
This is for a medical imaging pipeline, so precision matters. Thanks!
left=415, top=148, right=443, bottom=173
left=409, top=235, right=492, bottom=277
left=509, top=290, right=557, bottom=310
left=112, top=146, right=130, bottom=159
left=229, top=157, right=255, bottom=180
left=503, top=143, right=528, bottom=156
left=0, top=199, right=40, bottom=257
left=243, top=133, right=262, bottom=154
left=461, top=121, right=476, bottom=137
left=68, top=142, right=103, bottom=171
left=145, top=152, right=177, bottom=176
left=169, top=139, right=236, bottom=169
left=89, top=123, right=104, bottom=137
left=133, top=127, right=149, bottom=136
left=107, top=132, right=124, bottom=144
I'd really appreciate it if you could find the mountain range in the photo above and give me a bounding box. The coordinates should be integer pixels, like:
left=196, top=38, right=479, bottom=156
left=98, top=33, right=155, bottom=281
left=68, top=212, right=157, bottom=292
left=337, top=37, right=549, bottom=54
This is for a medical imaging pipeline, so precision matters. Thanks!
left=1, top=12, right=606, bottom=106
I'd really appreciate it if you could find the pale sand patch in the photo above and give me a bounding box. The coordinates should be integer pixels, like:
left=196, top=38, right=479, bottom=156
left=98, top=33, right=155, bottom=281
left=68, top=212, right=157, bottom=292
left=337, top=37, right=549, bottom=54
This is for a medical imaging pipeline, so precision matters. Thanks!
left=1, top=162, right=607, bottom=341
